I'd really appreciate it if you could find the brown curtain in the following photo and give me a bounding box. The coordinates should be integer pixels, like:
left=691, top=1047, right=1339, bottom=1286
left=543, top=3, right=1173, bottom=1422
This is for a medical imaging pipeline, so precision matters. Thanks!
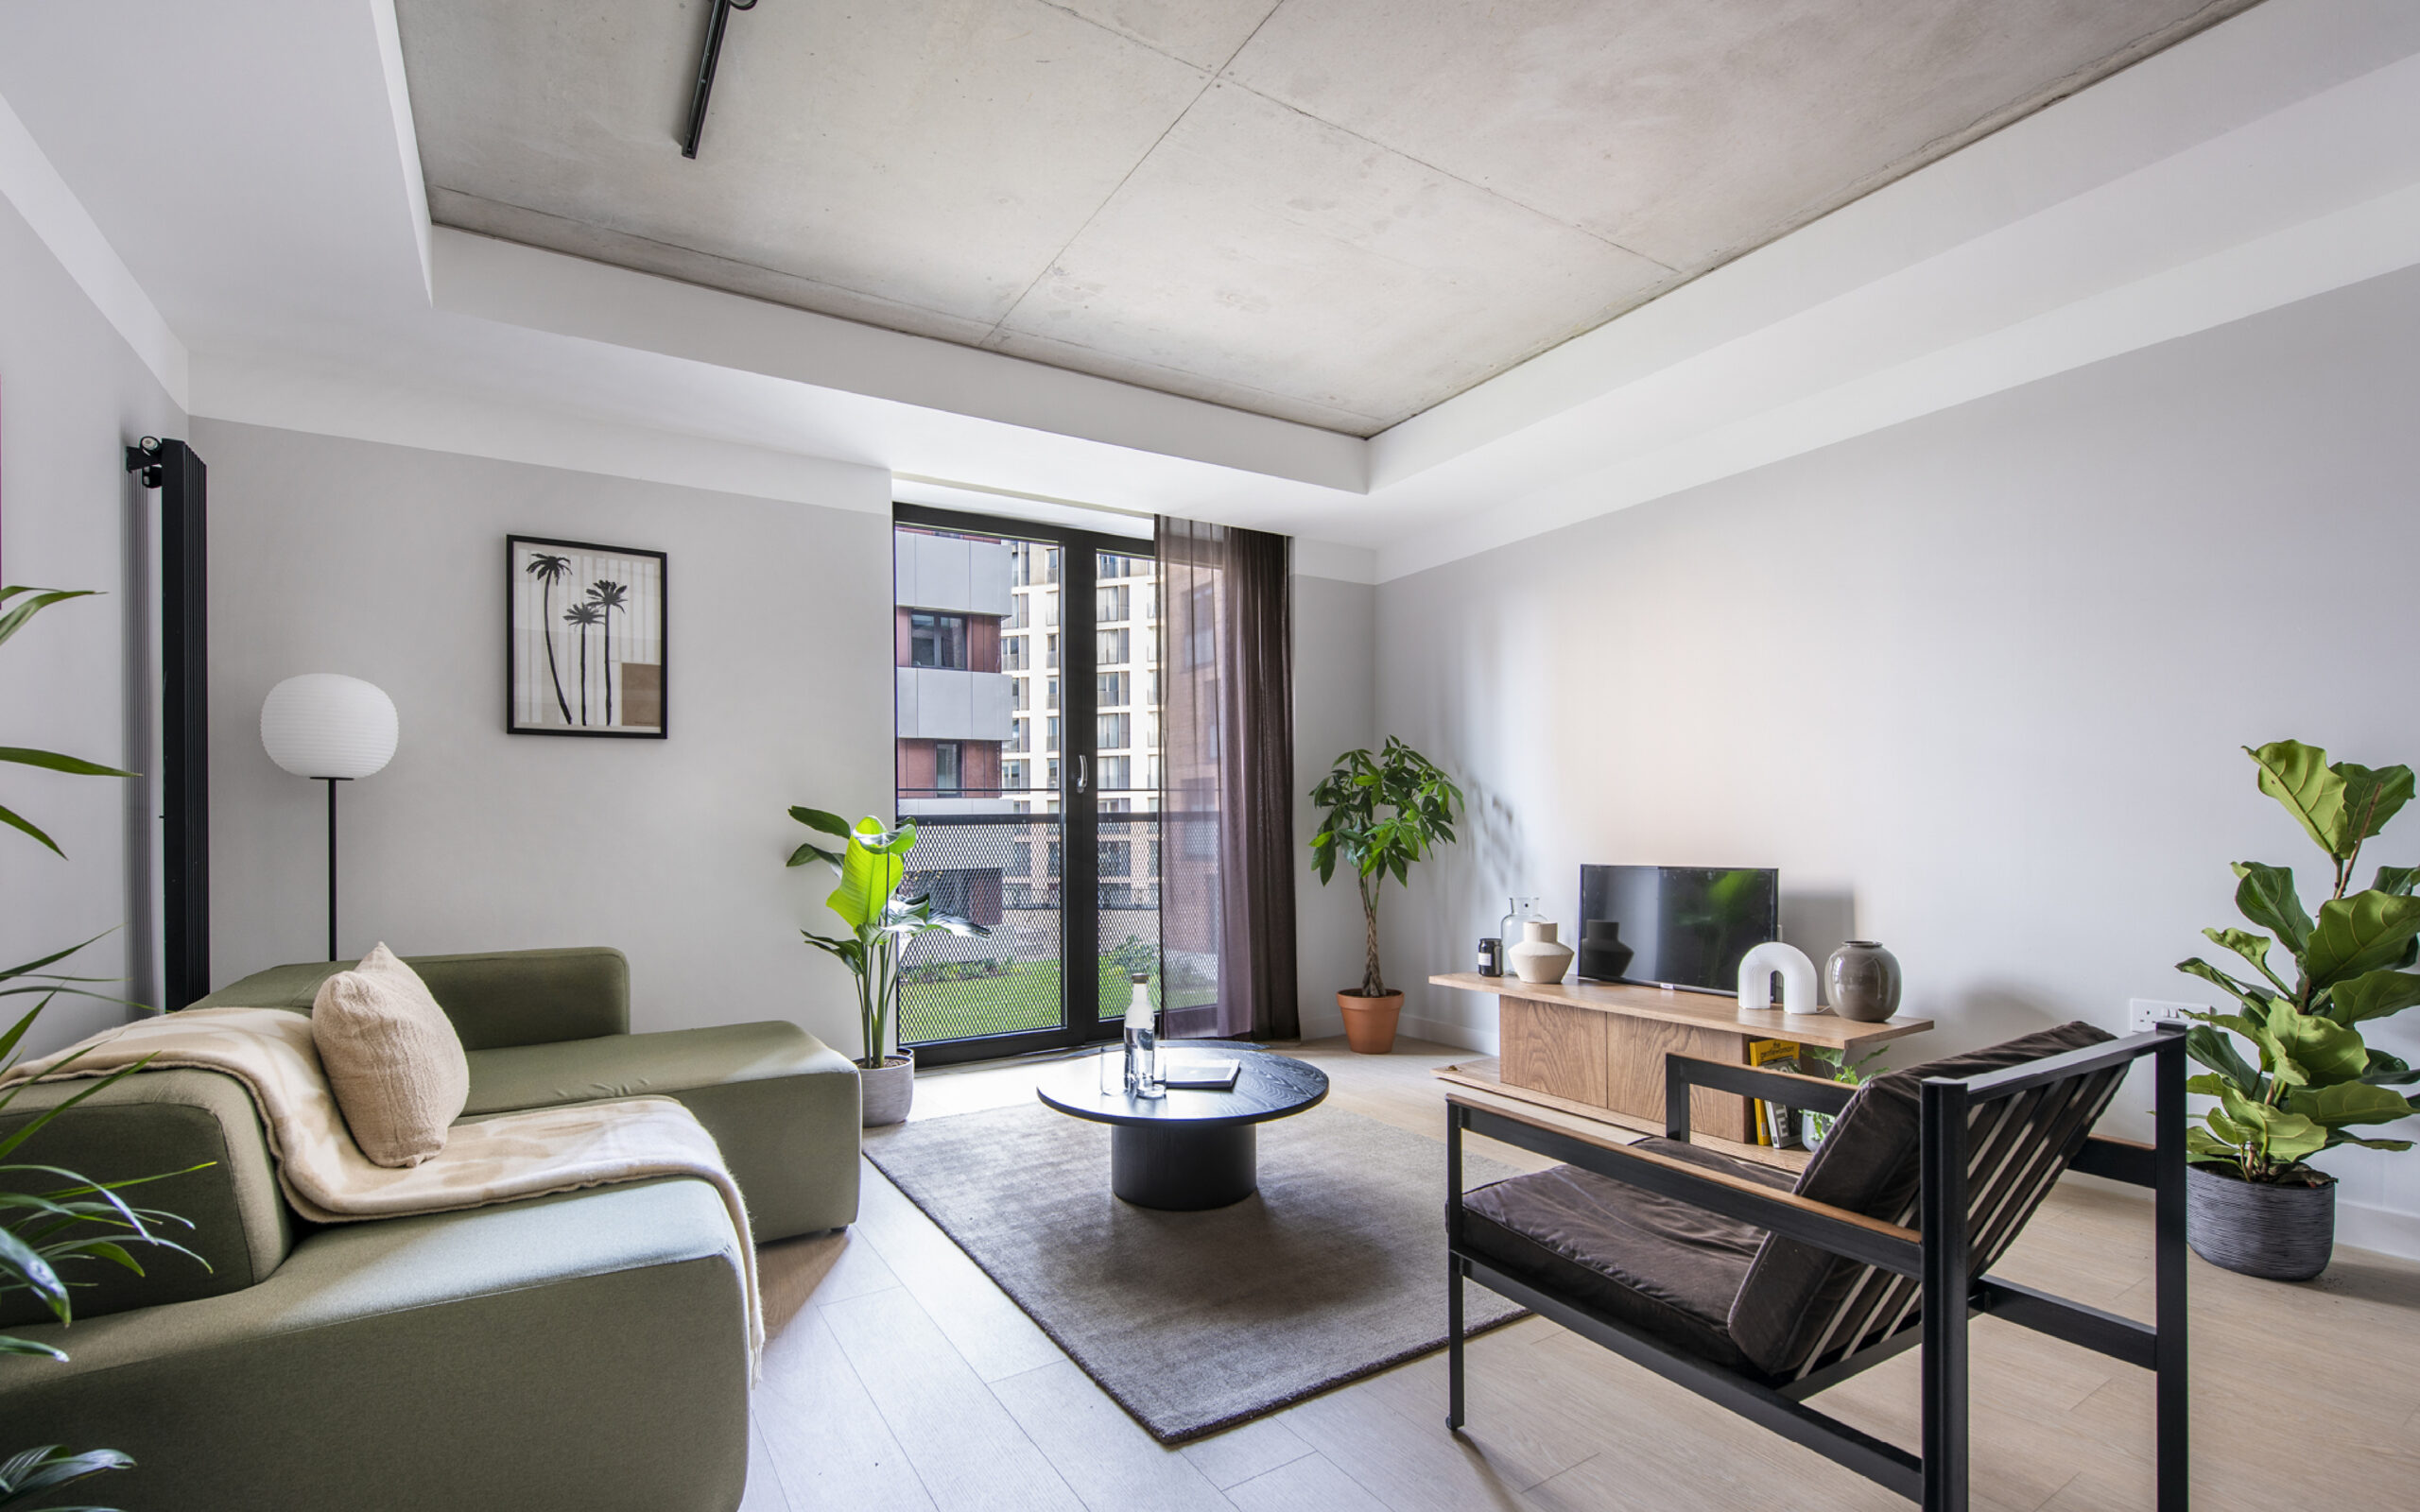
left=1156, top=516, right=1297, bottom=1040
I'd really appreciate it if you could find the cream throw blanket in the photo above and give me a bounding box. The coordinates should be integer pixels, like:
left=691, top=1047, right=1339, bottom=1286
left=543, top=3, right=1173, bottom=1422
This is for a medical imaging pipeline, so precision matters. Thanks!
left=4, top=1006, right=762, bottom=1360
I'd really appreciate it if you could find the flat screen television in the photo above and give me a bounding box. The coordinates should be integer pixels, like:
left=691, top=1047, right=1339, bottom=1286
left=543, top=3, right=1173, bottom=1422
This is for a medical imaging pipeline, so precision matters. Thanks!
left=1576, top=866, right=1779, bottom=996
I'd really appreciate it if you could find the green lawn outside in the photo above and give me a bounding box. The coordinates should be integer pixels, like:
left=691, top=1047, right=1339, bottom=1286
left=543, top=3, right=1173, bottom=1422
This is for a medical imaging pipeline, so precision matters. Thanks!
left=898, top=958, right=1217, bottom=1045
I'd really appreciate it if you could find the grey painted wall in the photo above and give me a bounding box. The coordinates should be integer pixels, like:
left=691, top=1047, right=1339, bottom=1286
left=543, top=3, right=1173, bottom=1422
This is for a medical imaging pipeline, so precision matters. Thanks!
left=0, top=195, right=183, bottom=1057
left=1291, top=572, right=1375, bottom=1040
left=190, top=421, right=895, bottom=1054
left=1374, top=263, right=2420, bottom=1255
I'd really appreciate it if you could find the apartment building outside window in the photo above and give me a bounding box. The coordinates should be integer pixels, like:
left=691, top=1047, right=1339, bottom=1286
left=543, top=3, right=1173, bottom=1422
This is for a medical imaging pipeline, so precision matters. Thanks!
left=1003, top=634, right=1027, bottom=670
left=1098, top=713, right=1130, bottom=750
left=1098, top=671, right=1128, bottom=707
left=1097, top=584, right=1128, bottom=623
left=1098, top=627, right=1129, bottom=665
left=1099, top=755, right=1132, bottom=791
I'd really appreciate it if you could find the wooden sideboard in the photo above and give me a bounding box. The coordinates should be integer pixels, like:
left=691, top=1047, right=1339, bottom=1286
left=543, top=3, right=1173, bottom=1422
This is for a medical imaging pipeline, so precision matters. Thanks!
left=1429, top=972, right=1933, bottom=1144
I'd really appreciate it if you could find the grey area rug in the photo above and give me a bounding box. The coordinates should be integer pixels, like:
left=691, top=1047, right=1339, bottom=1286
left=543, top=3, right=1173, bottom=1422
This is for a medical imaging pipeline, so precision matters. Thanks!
left=863, top=1101, right=1524, bottom=1443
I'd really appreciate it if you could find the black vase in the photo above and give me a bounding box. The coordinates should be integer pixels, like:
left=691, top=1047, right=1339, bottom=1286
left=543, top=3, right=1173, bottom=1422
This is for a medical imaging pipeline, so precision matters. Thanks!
left=1578, top=919, right=1634, bottom=981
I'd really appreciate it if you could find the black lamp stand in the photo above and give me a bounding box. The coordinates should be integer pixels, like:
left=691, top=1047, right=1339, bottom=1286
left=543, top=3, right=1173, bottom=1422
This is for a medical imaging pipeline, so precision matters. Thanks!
left=321, top=776, right=349, bottom=963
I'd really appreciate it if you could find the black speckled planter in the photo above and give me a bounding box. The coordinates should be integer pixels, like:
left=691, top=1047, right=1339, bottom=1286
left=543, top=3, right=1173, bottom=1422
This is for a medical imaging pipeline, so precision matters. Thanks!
left=2186, top=1162, right=2335, bottom=1281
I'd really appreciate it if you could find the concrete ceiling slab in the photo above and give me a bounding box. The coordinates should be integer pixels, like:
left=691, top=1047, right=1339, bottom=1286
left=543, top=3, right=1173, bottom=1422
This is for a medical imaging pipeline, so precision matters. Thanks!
left=992, top=80, right=1668, bottom=426
left=388, top=0, right=2264, bottom=437
left=398, top=0, right=1206, bottom=326
left=1226, top=0, right=2254, bottom=271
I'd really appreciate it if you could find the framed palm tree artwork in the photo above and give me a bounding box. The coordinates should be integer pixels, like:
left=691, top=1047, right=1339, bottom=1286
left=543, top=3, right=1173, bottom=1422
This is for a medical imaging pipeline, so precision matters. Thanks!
left=507, top=535, right=667, bottom=737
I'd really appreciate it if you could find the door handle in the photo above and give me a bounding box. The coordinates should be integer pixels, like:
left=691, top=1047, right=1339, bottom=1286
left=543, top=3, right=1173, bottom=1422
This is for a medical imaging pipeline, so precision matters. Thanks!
left=1074, top=754, right=1089, bottom=795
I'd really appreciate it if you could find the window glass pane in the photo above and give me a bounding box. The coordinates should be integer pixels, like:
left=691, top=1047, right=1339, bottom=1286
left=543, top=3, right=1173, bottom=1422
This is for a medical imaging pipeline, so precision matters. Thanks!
left=909, top=611, right=967, bottom=670
left=1097, top=713, right=1130, bottom=750
left=934, top=742, right=959, bottom=792
left=1097, top=627, right=1129, bottom=665
left=1097, top=671, right=1127, bottom=707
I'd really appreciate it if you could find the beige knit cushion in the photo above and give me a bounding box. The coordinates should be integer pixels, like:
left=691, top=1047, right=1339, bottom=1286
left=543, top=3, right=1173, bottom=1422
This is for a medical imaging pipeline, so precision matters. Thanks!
left=310, top=943, right=470, bottom=1167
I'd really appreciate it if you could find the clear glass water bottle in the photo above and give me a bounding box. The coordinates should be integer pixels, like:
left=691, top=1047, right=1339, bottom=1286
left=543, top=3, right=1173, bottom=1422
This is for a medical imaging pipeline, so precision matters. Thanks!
left=1122, top=971, right=1163, bottom=1098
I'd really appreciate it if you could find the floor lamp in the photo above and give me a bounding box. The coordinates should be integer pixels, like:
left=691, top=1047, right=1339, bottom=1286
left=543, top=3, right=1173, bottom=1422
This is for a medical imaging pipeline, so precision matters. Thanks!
left=261, top=674, right=398, bottom=962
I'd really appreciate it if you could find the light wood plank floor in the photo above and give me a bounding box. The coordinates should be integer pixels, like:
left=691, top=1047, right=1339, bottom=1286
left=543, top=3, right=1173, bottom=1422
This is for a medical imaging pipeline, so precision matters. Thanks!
left=740, top=1037, right=2420, bottom=1512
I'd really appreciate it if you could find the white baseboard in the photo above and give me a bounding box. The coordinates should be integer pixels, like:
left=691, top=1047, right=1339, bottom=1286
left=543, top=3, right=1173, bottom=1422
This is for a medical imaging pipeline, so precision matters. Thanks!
left=1399, top=1013, right=1495, bottom=1056
left=2338, top=1199, right=2420, bottom=1263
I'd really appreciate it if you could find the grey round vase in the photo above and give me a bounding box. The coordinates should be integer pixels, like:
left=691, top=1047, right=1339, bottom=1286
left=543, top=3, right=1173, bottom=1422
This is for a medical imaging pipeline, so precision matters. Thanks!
left=860, top=1048, right=916, bottom=1127
left=2186, top=1163, right=2335, bottom=1280
left=1824, top=940, right=1902, bottom=1022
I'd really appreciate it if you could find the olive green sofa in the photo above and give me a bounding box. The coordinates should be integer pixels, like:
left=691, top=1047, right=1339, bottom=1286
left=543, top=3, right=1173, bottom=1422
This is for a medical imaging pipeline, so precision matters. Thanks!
left=0, top=947, right=862, bottom=1512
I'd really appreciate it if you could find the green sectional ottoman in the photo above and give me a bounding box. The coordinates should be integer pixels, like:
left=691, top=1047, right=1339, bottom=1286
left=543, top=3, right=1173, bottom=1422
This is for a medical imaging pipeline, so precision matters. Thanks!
left=0, top=946, right=860, bottom=1512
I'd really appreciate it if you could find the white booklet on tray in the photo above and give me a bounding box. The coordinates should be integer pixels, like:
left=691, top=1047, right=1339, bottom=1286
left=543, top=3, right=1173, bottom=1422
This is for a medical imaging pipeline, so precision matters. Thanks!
left=1161, top=1057, right=1242, bottom=1091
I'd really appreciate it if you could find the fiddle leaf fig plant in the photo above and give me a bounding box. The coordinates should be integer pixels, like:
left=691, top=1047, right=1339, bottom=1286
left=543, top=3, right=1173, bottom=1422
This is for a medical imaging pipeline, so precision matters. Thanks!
left=786, top=808, right=988, bottom=1067
left=1309, top=737, right=1464, bottom=998
left=2175, top=740, right=2420, bottom=1183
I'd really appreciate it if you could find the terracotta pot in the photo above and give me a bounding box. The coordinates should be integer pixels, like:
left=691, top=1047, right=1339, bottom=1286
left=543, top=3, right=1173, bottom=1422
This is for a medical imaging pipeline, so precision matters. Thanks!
left=1338, top=990, right=1404, bottom=1054
left=859, top=1048, right=915, bottom=1127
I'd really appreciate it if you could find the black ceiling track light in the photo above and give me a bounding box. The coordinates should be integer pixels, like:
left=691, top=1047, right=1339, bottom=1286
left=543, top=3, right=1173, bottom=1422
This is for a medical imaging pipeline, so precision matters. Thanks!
left=682, top=0, right=759, bottom=160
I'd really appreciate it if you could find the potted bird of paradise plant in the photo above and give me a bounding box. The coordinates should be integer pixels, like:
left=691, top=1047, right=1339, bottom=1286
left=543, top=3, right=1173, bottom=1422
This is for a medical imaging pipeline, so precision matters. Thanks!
left=786, top=808, right=988, bottom=1125
left=3, top=584, right=204, bottom=1509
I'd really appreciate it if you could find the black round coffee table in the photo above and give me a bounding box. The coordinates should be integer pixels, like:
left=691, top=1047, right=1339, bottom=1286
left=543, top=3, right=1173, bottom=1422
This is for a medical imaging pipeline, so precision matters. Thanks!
left=1036, top=1042, right=1328, bottom=1211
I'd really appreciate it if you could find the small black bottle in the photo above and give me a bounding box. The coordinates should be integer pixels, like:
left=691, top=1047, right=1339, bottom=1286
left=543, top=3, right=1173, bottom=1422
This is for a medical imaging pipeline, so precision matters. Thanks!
left=1477, top=936, right=1502, bottom=977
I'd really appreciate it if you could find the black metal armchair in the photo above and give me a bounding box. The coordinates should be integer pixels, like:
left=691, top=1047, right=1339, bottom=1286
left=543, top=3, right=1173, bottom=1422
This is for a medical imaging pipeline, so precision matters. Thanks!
left=1446, top=1022, right=2187, bottom=1512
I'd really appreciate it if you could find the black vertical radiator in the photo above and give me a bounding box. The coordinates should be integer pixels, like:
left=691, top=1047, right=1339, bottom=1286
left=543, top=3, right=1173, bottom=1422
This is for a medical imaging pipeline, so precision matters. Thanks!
left=125, top=437, right=208, bottom=1010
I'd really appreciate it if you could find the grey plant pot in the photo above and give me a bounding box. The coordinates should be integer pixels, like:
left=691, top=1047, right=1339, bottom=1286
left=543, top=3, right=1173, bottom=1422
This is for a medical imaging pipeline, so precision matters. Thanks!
left=860, top=1049, right=915, bottom=1128
left=2186, top=1162, right=2335, bottom=1281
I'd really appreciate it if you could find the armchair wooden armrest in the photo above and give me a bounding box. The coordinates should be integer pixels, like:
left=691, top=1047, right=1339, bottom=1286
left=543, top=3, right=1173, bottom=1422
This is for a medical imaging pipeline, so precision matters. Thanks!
left=1446, top=1090, right=1922, bottom=1278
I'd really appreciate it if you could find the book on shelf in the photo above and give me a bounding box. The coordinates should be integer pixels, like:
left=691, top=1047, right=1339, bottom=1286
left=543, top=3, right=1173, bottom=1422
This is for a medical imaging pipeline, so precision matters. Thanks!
left=1747, top=1039, right=1803, bottom=1149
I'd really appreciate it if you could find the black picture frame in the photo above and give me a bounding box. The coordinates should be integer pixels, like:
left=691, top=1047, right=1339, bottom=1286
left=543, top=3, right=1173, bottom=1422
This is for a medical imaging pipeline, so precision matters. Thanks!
left=507, top=534, right=668, bottom=738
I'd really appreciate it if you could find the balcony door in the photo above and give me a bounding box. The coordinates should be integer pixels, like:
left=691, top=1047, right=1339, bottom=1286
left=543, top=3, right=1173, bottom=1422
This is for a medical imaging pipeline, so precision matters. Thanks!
left=890, top=504, right=1162, bottom=1066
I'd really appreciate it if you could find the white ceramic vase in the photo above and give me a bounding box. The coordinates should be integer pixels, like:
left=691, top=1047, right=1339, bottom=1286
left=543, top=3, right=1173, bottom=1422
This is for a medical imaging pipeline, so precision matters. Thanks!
left=1508, top=919, right=1575, bottom=985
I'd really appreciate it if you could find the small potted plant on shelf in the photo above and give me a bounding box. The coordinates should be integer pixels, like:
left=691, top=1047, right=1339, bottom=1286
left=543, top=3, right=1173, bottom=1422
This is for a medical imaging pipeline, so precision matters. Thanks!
left=1309, top=737, right=1464, bottom=1054
left=786, top=807, right=988, bottom=1126
left=2173, top=740, right=2420, bottom=1280
left=1796, top=1044, right=1887, bottom=1150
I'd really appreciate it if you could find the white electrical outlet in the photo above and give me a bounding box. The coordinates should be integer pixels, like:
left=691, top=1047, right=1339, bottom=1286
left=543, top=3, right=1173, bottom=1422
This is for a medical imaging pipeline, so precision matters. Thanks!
left=2129, top=998, right=2202, bottom=1034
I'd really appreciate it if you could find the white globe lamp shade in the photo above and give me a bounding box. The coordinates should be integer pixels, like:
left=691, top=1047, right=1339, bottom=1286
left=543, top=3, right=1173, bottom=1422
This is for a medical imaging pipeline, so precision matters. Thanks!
left=260, top=674, right=399, bottom=780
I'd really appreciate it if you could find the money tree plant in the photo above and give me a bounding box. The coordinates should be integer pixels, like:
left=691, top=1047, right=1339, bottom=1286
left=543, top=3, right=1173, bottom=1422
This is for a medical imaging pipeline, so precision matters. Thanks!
left=2174, top=740, right=2420, bottom=1183
left=1309, top=737, right=1465, bottom=999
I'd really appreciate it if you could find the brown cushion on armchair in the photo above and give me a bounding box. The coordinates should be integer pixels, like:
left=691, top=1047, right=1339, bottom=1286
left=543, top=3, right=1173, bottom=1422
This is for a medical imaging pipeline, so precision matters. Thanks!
left=1461, top=1137, right=1795, bottom=1375
left=1726, top=1020, right=2118, bottom=1378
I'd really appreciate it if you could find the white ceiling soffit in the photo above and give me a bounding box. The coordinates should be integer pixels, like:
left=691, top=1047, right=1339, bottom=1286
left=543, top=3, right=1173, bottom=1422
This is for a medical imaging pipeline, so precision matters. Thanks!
left=1, top=1, right=2417, bottom=579
left=395, top=0, right=2257, bottom=435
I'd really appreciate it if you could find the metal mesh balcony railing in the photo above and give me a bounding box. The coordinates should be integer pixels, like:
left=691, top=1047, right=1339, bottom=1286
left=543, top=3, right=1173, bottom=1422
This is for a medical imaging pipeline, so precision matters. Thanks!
left=891, top=809, right=1171, bottom=1047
